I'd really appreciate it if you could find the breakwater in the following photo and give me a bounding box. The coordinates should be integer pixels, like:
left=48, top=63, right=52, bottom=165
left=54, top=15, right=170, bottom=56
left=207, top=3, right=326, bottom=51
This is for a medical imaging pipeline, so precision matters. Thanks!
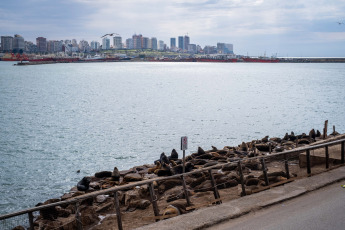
left=3, top=128, right=344, bottom=230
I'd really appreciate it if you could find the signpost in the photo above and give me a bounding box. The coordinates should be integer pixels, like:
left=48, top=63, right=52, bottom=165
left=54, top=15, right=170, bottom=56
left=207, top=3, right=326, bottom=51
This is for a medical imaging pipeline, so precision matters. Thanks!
left=181, top=136, right=188, bottom=173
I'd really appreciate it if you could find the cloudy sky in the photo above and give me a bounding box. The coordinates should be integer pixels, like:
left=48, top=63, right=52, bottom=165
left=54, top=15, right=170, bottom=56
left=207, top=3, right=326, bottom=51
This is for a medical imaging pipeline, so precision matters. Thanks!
left=1, top=0, right=345, bottom=57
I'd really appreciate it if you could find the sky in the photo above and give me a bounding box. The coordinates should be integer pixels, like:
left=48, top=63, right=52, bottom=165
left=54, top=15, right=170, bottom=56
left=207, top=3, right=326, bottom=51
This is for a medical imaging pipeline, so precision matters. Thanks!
left=1, top=0, right=345, bottom=57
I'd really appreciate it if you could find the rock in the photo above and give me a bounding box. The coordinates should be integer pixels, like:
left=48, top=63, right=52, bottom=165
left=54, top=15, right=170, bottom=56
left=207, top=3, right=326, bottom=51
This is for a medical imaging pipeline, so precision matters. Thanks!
left=56, top=206, right=71, bottom=218
left=61, top=193, right=74, bottom=201
left=94, top=171, right=112, bottom=178
left=124, top=173, right=142, bottom=182
left=96, top=195, right=108, bottom=203
left=77, top=177, right=91, bottom=191
left=72, top=191, right=85, bottom=197
left=111, top=167, right=120, bottom=181
left=89, top=182, right=101, bottom=190
left=80, top=205, right=99, bottom=226
left=119, top=169, right=136, bottom=177
left=12, top=226, right=25, bottom=230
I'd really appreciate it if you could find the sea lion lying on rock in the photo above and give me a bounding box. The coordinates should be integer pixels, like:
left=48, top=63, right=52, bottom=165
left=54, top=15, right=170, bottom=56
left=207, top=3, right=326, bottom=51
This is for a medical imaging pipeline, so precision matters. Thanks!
left=77, top=177, right=91, bottom=191
left=162, top=199, right=190, bottom=218
left=126, top=199, right=151, bottom=212
left=94, top=171, right=112, bottom=178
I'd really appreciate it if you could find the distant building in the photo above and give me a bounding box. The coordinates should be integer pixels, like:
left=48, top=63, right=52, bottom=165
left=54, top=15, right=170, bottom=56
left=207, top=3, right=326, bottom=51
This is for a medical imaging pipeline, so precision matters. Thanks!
left=170, top=38, right=176, bottom=49
left=126, top=38, right=133, bottom=49
left=142, top=37, right=149, bottom=49
left=132, top=34, right=143, bottom=49
left=102, top=37, right=110, bottom=50
left=36, top=37, right=47, bottom=53
left=151, top=37, right=157, bottom=50
left=24, top=41, right=37, bottom=53
left=184, top=35, right=190, bottom=52
left=113, top=36, right=122, bottom=49
left=90, top=41, right=100, bottom=51
left=187, top=44, right=197, bottom=54
left=13, top=34, right=25, bottom=52
left=79, top=40, right=90, bottom=52
left=178, top=36, right=184, bottom=50
left=158, top=40, right=165, bottom=50
left=217, top=43, right=234, bottom=54
left=1, top=36, right=13, bottom=52
left=204, top=45, right=217, bottom=54
left=72, top=39, right=78, bottom=47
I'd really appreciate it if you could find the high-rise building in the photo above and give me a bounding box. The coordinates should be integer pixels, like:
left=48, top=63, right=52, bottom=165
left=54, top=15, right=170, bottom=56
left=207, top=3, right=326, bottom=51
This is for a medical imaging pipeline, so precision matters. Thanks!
left=217, top=43, right=234, bottom=54
left=187, top=44, right=197, bottom=54
left=113, top=36, right=122, bottom=49
left=36, top=37, right=47, bottom=53
left=72, top=39, right=78, bottom=47
left=24, top=41, right=37, bottom=53
left=126, top=38, right=133, bottom=49
left=178, top=36, right=184, bottom=50
left=1, top=36, right=13, bottom=52
left=184, top=35, right=190, bottom=52
left=170, top=38, right=176, bottom=49
left=204, top=45, right=217, bottom=54
left=102, top=37, right=110, bottom=50
left=150, top=37, right=157, bottom=50
left=132, top=34, right=143, bottom=49
left=13, top=34, right=25, bottom=52
left=158, top=40, right=165, bottom=50
left=142, top=37, right=149, bottom=49
left=91, top=41, right=100, bottom=51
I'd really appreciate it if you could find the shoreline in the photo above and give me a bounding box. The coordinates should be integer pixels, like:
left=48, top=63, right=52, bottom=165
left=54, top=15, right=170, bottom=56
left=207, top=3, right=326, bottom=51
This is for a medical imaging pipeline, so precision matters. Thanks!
left=8, top=125, right=343, bottom=229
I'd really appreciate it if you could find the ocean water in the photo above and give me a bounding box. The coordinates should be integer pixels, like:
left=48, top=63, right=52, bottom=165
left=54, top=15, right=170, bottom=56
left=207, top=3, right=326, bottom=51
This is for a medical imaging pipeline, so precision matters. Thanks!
left=0, top=61, right=344, bottom=214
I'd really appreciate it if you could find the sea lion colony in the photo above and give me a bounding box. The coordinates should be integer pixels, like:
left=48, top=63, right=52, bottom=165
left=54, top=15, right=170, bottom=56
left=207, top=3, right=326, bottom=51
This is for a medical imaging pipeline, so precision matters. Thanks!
left=31, top=128, right=340, bottom=230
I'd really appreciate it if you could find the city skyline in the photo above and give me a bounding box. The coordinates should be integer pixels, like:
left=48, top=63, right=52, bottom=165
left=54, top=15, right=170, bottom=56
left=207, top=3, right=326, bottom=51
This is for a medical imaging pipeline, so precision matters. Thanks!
left=1, top=0, right=345, bottom=57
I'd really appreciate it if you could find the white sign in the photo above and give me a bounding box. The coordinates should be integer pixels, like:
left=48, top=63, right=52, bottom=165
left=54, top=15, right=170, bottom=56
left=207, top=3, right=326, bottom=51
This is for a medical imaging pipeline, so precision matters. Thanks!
left=181, top=136, right=188, bottom=150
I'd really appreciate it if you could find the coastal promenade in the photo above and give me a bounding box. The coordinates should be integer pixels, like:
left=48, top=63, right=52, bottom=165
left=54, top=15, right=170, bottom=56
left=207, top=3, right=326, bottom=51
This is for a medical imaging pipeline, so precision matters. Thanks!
left=136, top=166, right=345, bottom=230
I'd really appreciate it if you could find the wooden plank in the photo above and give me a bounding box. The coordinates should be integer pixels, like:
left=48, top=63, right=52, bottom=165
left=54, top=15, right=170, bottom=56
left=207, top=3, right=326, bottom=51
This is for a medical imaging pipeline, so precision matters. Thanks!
left=114, top=192, right=123, bottom=230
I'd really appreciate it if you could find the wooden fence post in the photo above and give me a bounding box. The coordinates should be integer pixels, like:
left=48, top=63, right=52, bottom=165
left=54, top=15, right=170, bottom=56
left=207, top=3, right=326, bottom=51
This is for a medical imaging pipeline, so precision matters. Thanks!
left=208, top=169, right=221, bottom=204
left=75, top=201, right=83, bottom=230
left=306, top=149, right=311, bottom=175
left=284, top=154, right=290, bottom=179
left=341, top=141, right=345, bottom=164
left=28, top=212, right=34, bottom=230
left=323, top=120, right=328, bottom=139
left=325, top=146, right=329, bottom=169
left=260, top=158, right=269, bottom=186
left=114, top=191, right=123, bottom=230
left=237, top=161, right=246, bottom=196
left=148, top=182, right=160, bottom=221
left=181, top=175, right=191, bottom=206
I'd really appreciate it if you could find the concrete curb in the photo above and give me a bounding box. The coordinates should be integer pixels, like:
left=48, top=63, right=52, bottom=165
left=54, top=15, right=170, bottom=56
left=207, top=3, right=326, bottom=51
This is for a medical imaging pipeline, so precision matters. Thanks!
left=135, top=166, right=345, bottom=230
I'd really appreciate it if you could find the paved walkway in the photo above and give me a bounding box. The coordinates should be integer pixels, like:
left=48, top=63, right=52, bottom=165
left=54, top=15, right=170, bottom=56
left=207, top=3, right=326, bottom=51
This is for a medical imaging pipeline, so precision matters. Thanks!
left=136, top=166, right=345, bottom=230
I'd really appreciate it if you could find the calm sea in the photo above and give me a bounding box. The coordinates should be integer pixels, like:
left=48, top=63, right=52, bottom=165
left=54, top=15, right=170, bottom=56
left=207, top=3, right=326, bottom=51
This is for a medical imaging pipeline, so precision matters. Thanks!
left=0, top=61, right=344, bottom=214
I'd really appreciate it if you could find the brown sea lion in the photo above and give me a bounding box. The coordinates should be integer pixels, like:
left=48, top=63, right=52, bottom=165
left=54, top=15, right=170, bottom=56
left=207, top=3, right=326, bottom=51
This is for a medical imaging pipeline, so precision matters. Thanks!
left=162, top=199, right=190, bottom=218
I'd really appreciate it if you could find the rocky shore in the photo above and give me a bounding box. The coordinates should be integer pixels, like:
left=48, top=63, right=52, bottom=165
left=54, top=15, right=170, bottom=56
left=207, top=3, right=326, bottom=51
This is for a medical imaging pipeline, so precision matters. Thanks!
left=26, top=127, right=342, bottom=230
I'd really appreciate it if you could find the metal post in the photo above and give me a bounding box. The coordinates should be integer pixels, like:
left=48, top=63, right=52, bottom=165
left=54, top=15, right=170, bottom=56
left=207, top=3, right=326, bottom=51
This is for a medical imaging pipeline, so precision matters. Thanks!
left=208, top=169, right=221, bottom=204
left=341, top=141, right=345, bottom=164
left=148, top=182, right=160, bottom=221
left=260, top=158, right=269, bottom=186
left=325, top=146, right=329, bottom=169
left=181, top=175, right=191, bottom=206
left=269, top=143, right=272, bottom=154
left=183, top=150, right=186, bottom=173
left=114, top=192, right=123, bottom=230
left=28, top=212, right=34, bottom=230
left=75, top=201, right=83, bottom=230
left=306, top=149, right=311, bottom=175
left=284, top=154, right=290, bottom=179
left=237, top=161, right=246, bottom=196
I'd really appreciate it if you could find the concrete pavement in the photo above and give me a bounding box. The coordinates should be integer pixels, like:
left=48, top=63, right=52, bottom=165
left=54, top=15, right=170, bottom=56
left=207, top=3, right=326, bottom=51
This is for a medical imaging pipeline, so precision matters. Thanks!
left=136, top=166, right=345, bottom=230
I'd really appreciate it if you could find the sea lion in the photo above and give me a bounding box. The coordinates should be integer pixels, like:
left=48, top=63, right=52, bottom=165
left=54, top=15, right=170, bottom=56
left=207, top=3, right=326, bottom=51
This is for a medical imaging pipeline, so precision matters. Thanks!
left=94, top=171, right=112, bottom=178
left=169, top=149, right=179, bottom=161
left=111, top=167, right=120, bottom=181
left=77, top=177, right=91, bottom=191
left=126, top=199, right=151, bottom=212
left=162, top=199, right=189, bottom=218
left=160, top=152, right=170, bottom=165
left=156, top=163, right=173, bottom=176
